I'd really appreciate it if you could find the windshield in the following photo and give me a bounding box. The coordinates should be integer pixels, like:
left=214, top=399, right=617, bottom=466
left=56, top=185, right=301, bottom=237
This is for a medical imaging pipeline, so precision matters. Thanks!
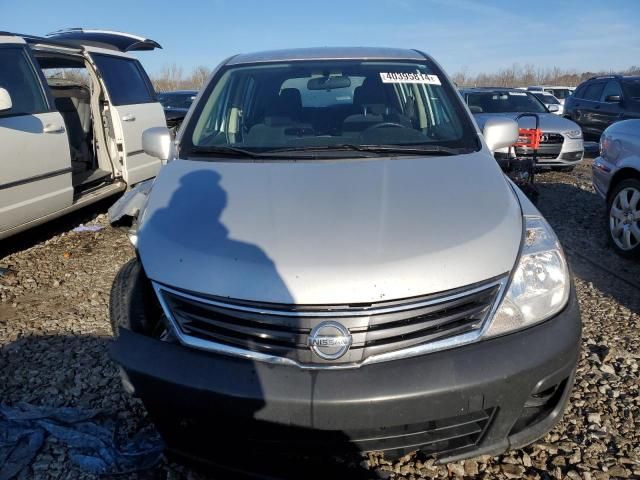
left=182, top=60, right=478, bottom=156
left=622, top=79, right=640, bottom=101
left=533, top=93, right=560, bottom=105
left=158, top=92, right=196, bottom=109
left=465, top=91, right=548, bottom=114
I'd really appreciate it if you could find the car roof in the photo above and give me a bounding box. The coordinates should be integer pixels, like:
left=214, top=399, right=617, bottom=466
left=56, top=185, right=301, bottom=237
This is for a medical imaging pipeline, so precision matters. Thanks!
left=226, top=47, right=427, bottom=65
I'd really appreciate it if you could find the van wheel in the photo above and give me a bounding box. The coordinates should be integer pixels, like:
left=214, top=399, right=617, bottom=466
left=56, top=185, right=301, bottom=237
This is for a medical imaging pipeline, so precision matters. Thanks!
left=607, top=179, right=640, bottom=258
left=109, top=258, right=162, bottom=336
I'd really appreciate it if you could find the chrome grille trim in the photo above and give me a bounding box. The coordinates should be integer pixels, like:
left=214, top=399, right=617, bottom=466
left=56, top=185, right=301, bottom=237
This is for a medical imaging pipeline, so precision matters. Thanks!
left=153, top=277, right=508, bottom=370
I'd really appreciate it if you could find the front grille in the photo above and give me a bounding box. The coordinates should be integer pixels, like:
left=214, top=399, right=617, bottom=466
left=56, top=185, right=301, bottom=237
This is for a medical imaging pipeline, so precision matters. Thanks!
left=159, top=278, right=503, bottom=366
left=249, top=407, right=496, bottom=457
left=540, top=133, right=564, bottom=144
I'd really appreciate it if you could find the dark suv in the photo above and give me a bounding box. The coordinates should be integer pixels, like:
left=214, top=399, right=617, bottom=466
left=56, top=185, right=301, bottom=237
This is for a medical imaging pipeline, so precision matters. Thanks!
left=564, top=75, right=640, bottom=138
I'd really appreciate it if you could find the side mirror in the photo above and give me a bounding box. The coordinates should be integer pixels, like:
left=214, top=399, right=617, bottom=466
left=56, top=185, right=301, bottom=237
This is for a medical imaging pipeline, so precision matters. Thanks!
left=605, top=94, right=621, bottom=103
left=482, top=117, right=519, bottom=153
left=142, top=126, right=172, bottom=164
left=0, top=88, right=12, bottom=112
left=548, top=104, right=560, bottom=113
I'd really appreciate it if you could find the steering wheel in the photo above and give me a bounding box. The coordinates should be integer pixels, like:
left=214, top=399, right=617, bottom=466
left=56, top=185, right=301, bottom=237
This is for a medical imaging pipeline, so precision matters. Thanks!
left=365, top=122, right=406, bottom=130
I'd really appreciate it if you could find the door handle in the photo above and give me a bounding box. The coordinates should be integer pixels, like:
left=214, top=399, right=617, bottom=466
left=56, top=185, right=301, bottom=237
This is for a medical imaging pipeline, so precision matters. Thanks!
left=43, top=124, right=65, bottom=133
left=122, top=114, right=136, bottom=122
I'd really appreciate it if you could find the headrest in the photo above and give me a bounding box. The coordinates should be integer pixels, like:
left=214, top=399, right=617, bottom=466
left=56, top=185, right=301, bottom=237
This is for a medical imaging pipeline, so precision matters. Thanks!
left=353, top=77, right=387, bottom=106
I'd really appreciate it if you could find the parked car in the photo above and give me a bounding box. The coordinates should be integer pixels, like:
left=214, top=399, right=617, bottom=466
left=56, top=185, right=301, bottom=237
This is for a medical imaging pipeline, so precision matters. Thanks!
left=0, top=28, right=166, bottom=240
left=564, top=75, right=640, bottom=139
left=531, top=91, right=564, bottom=115
left=460, top=87, right=584, bottom=170
left=593, top=119, right=640, bottom=258
left=527, top=85, right=574, bottom=106
left=157, top=89, right=197, bottom=130
left=108, top=47, right=581, bottom=475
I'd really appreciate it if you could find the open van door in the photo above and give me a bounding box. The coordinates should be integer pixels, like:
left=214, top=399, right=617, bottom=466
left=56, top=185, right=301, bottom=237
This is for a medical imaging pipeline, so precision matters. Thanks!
left=88, top=50, right=166, bottom=185
left=0, top=35, right=73, bottom=237
left=49, top=30, right=166, bottom=186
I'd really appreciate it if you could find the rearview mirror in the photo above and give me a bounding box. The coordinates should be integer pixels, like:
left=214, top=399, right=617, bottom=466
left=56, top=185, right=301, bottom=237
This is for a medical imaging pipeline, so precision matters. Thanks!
left=142, top=127, right=172, bottom=164
left=307, top=75, right=351, bottom=90
left=482, top=117, right=519, bottom=153
left=605, top=94, right=621, bottom=103
left=0, top=88, right=12, bottom=112
left=548, top=104, right=560, bottom=113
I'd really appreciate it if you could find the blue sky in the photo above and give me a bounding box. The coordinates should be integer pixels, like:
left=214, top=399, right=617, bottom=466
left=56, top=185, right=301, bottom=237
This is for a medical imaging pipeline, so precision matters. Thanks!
left=4, top=0, right=639, bottom=77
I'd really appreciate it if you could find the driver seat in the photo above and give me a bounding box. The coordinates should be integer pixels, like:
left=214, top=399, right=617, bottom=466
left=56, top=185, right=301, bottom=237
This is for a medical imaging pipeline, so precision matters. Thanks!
left=342, top=77, right=411, bottom=135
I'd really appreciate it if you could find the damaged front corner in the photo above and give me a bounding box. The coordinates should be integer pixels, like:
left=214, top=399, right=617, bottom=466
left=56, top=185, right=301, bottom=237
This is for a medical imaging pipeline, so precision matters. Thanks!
left=108, top=179, right=154, bottom=226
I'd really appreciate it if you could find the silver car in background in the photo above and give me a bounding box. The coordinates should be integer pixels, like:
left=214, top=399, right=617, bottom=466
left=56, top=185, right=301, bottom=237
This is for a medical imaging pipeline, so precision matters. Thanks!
left=593, top=119, right=640, bottom=257
left=461, top=88, right=584, bottom=171
left=531, top=91, right=564, bottom=115
left=527, top=85, right=575, bottom=107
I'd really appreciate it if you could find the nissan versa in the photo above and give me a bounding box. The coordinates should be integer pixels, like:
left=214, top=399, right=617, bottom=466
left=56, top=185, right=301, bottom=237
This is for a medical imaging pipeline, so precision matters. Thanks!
left=108, top=47, right=581, bottom=475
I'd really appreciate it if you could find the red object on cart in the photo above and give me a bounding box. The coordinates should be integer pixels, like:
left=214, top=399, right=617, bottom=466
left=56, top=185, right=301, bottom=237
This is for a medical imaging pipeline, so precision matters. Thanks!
left=514, top=128, right=542, bottom=149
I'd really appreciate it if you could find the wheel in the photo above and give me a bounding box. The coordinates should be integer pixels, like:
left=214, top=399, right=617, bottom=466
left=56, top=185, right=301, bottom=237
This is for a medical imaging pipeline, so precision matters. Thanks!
left=109, top=258, right=165, bottom=336
left=607, top=178, right=640, bottom=258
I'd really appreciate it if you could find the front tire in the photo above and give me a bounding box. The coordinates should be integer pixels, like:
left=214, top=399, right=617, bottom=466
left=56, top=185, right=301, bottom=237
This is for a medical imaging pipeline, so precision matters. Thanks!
left=109, top=258, right=163, bottom=336
left=607, top=179, right=640, bottom=258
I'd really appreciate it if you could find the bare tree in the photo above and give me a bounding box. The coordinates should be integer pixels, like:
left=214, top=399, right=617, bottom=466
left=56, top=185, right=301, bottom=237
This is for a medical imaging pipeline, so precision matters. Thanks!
left=151, top=64, right=213, bottom=92
left=453, top=65, right=640, bottom=88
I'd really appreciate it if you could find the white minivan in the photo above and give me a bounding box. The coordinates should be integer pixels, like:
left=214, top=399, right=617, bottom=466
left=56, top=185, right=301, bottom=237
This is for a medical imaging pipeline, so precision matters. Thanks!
left=0, top=29, right=166, bottom=240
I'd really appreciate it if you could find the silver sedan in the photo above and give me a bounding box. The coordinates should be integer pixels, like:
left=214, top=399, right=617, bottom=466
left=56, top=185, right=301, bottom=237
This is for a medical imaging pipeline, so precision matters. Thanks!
left=593, top=119, right=640, bottom=257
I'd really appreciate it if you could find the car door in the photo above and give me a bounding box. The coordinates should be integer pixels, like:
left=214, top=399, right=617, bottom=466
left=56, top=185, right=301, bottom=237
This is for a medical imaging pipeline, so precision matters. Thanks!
left=575, top=81, right=606, bottom=136
left=0, top=38, right=73, bottom=237
left=88, top=51, right=166, bottom=186
left=596, top=80, right=624, bottom=129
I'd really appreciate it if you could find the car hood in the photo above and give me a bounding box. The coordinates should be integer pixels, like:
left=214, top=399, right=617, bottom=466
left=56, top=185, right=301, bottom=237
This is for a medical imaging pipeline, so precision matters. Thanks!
left=137, top=153, right=522, bottom=305
left=474, top=112, right=578, bottom=132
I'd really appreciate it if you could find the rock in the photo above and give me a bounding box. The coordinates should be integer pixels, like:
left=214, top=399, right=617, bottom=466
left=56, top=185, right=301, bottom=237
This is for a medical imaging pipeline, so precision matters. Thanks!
left=464, top=460, right=479, bottom=476
left=600, top=364, right=616, bottom=375
left=501, top=464, right=526, bottom=479
left=606, top=465, right=629, bottom=478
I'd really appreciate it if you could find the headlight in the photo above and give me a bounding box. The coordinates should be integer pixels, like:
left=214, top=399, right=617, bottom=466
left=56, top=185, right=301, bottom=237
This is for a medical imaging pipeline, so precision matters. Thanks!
left=564, top=129, right=582, bottom=139
left=485, top=216, right=570, bottom=337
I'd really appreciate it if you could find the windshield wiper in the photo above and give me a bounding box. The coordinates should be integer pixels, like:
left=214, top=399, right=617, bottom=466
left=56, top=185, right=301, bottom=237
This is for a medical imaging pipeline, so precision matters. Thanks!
left=267, top=144, right=463, bottom=156
left=188, top=145, right=268, bottom=159
left=354, top=144, right=464, bottom=155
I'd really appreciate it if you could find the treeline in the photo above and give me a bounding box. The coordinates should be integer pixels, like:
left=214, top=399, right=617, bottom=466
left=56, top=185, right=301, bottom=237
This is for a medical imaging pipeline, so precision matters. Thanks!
left=151, top=64, right=212, bottom=92
left=452, top=64, right=640, bottom=88
left=148, top=63, right=640, bottom=92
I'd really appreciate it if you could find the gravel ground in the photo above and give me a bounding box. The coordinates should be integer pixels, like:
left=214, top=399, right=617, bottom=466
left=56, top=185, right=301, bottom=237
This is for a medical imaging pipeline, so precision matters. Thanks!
left=1, top=158, right=639, bottom=480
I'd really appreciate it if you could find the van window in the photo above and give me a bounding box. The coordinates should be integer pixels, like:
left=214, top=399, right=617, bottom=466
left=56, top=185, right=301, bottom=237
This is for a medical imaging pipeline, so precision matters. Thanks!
left=91, top=54, right=154, bottom=105
left=0, top=47, right=48, bottom=116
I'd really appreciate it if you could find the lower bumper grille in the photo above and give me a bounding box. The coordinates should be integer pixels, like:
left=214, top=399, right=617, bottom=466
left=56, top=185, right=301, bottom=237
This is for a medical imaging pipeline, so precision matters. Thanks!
left=158, top=278, right=504, bottom=366
left=247, top=408, right=496, bottom=456
left=560, top=151, right=583, bottom=161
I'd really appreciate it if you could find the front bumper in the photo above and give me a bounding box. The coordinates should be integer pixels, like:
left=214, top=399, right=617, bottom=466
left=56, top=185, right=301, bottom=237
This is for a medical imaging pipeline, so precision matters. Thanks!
left=110, top=288, right=580, bottom=471
left=592, top=155, right=614, bottom=199
left=497, top=137, right=584, bottom=167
